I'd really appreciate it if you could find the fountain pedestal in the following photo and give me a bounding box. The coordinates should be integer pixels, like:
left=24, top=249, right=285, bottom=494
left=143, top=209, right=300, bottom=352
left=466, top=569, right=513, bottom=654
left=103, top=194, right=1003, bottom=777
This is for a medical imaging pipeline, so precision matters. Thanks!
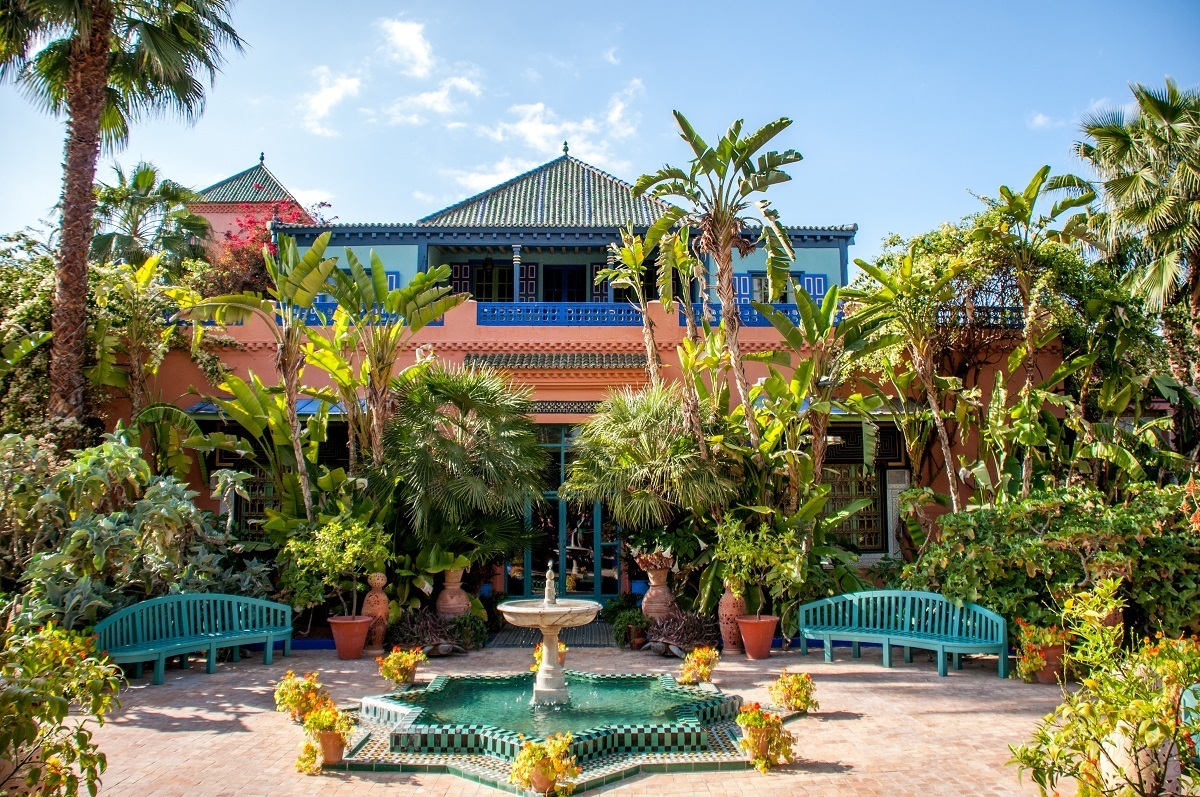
left=498, top=564, right=601, bottom=706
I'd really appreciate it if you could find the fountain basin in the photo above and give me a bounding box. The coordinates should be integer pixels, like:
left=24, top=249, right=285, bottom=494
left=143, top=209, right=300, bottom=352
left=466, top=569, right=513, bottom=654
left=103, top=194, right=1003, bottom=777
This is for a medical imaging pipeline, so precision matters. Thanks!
left=361, top=671, right=742, bottom=763
left=496, top=598, right=601, bottom=628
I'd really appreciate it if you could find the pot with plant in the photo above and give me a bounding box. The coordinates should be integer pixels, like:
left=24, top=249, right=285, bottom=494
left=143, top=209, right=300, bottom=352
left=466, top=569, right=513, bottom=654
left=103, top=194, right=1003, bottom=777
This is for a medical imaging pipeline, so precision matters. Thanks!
left=299, top=698, right=355, bottom=771
left=768, top=669, right=819, bottom=713
left=633, top=547, right=677, bottom=621
left=274, top=670, right=329, bottom=723
left=508, top=733, right=580, bottom=796
left=678, top=646, right=720, bottom=684
left=1014, top=619, right=1071, bottom=684
left=279, top=514, right=393, bottom=660
left=717, top=569, right=746, bottom=654
left=377, top=647, right=428, bottom=689
left=735, top=702, right=796, bottom=773
left=716, top=519, right=780, bottom=660
left=531, top=641, right=568, bottom=672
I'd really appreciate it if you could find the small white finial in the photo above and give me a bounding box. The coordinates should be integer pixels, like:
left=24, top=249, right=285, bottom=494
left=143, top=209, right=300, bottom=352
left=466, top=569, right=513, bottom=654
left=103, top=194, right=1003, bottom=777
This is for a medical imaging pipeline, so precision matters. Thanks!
left=544, top=562, right=557, bottom=604
left=259, top=152, right=265, bottom=164
left=562, top=141, right=569, bottom=155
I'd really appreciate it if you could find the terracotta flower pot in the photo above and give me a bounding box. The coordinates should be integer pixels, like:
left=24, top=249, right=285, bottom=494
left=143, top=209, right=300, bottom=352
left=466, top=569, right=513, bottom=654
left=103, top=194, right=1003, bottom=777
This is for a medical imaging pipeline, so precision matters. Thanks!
left=529, top=757, right=557, bottom=795
left=736, top=615, right=779, bottom=661
left=718, top=584, right=746, bottom=654
left=328, top=616, right=374, bottom=660
left=747, top=726, right=771, bottom=760
left=435, top=567, right=471, bottom=618
left=1034, top=643, right=1066, bottom=684
left=318, top=730, right=346, bottom=765
left=640, top=567, right=677, bottom=621
left=361, top=573, right=389, bottom=657
left=629, top=624, right=647, bottom=650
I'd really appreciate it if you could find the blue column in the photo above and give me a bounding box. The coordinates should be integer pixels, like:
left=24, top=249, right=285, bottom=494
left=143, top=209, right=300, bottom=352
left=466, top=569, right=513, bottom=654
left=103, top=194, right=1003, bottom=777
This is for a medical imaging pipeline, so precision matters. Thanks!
left=512, top=244, right=521, bottom=302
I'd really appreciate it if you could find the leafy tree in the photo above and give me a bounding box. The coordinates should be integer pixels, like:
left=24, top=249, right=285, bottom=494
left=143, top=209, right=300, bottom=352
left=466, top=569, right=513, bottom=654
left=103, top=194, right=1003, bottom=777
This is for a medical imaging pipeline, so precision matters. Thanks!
left=0, top=0, right=242, bottom=435
left=187, top=200, right=315, bottom=296
left=326, top=249, right=467, bottom=464
left=90, top=161, right=210, bottom=270
left=633, top=112, right=802, bottom=448
left=596, top=223, right=670, bottom=385
left=1073, top=78, right=1200, bottom=385
left=171, top=232, right=339, bottom=521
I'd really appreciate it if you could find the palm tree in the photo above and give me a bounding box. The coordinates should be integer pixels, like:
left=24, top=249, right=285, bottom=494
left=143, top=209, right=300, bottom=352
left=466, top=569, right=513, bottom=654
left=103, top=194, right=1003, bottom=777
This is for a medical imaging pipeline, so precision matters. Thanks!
left=171, top=232, right=339, bottom=521
left=633, top=113, right=802, bottom=448
left=1072, top=79, right=1200, bottom=384
left=559, top=384, right=734, bottom=531
left=0, top=0, right=242, bottom=435
left=326, top=250, right=467, bottom=464
left=844, top=248, right=968, bottom=512
left=90, top=161, right=210, bottom=270
left=596, top=223, right=668, bottom=385
left=379, top=364, right=548, bottom=564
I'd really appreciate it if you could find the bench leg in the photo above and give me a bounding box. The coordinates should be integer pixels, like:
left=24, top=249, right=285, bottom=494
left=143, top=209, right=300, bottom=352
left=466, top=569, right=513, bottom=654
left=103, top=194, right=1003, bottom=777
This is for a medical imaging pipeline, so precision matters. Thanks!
left=284, top=638, right=292, bottom=657
left=881, top=643, right=892, bottom=668
left=799, top=636, right=808, bottom=655
left=904, top=647, right=912, bottom=664
left=134, top=662, right=143, bottom=680
left=180, top=654, right=191, bottom=669
left=207, top=645, right=218, bottom=674
left=153, top=656, right=166, bottom=686
left=953, top=653, right=962, bottom=671
left=852, top=642, right=861, bottom=659
left=823, top=636, right=833, bottom=662
left=937, top=648, right=948, bottom=677
left=231, top=645, right=241, bottom=663
left=998, top=648, right=1010, bottom=678
left=264, top=636, right=275, bottom=665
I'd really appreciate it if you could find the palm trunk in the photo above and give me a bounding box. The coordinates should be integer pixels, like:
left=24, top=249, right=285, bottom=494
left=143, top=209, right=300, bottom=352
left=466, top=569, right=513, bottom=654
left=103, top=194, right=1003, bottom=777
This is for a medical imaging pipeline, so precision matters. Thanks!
left=368, top=376, right=389, bottom=466
left=1189, top=251, right=1200, bottom=387
left=810, top=410, right=829, bottom=485
left=1021, top=301, right=1037, bottom=500
left=278, top=343, right=314, bottom=521
left=919, top=361, right=960, bottom=514
left=714, top=248, right=760, bottom=448
left=675, top=287, right=708, bottom=458
left=48, top=3, right=116, bottom=441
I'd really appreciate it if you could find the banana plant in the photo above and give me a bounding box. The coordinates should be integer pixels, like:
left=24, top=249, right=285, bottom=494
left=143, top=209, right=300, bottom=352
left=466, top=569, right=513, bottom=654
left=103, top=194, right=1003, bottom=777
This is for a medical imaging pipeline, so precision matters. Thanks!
left=325, top=248, right=468, bottom=465
left=304, top=308, right=370, bottom=474
left=170, top=232, right=339, bottom=520
left=0, top=330, right=51, bottom=380
left=597, top=221, right=677, bottom=385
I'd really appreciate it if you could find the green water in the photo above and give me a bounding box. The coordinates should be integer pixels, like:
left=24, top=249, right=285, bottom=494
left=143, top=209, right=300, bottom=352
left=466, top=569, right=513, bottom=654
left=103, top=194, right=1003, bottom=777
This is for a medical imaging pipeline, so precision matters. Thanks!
left=410, top=675, right=700, bottom=737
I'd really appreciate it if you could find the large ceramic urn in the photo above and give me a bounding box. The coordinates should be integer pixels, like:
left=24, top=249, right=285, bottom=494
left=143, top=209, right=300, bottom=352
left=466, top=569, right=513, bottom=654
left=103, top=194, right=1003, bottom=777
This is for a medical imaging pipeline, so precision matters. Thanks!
left=640, top=567, right=677, bottom=621
left=362, top=572, right=389, bottom=657
left=435, top=567, right=471, bottom=618
left=718, top=583, right=746, bottom=654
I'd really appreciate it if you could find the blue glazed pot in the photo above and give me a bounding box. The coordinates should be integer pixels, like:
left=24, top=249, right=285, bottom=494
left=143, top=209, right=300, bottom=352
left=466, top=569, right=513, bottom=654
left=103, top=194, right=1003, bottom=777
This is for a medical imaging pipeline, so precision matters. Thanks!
left=479, top=583, right=493, bottom=597
left=630, top=579, right=649, bottom=596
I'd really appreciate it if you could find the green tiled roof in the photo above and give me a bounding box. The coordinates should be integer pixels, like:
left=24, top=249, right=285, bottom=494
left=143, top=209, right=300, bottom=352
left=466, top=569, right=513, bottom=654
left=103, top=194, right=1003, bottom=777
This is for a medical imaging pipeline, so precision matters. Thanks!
left=419, top=155, right=673, bottom=228
left=195, top=155, right=297, bottom=204
left=464, top=352, right=647, bottom=369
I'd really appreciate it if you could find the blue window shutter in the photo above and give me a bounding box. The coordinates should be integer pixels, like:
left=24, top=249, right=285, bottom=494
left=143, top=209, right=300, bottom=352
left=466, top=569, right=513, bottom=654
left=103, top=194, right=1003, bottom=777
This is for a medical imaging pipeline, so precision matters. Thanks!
left=735, top=274, right=751, bottom=303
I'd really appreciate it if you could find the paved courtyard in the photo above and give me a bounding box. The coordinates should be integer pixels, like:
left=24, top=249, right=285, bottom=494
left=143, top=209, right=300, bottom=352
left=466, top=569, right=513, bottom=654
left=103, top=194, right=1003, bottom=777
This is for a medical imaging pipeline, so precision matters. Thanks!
left=93, top=644, right=1063, bottom=796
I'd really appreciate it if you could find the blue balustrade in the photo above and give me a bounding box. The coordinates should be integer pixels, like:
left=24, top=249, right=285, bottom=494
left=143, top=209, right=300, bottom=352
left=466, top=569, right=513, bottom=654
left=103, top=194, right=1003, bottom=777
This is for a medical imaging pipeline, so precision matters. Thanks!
left=679, top=302, right=815, bottom=327
left=477, top=302, right=644, bottom=326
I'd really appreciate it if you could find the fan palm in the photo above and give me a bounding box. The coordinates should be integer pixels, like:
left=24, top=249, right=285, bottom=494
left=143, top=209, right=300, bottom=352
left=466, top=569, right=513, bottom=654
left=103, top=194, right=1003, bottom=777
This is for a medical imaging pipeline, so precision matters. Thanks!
left=1072, top=79, right=1200, bottom=382
left=559, top=384, right=734, bottom=531
left=0, top=0, right=242, bottom=433
left=90, top=161, right=210, bottom=269
left=379, top=364, right=547, bottom=564
left=633, top=112, right=802, bottom=448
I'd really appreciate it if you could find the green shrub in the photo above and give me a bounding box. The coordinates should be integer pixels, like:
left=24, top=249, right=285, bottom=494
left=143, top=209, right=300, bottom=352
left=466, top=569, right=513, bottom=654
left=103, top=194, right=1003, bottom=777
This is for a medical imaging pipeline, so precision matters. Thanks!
left=449, top=613, right=488, bottom=650
left=905, top=484, right=1200, bottom=636
left=599, top=593, right=639, bottom=624
left=610, top=608, right=648, bottom=648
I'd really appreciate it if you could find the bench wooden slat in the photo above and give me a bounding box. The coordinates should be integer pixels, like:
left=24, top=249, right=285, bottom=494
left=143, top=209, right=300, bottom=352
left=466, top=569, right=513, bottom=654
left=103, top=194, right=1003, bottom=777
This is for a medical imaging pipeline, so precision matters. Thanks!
left=797, top=590, right=1010, bottom=678
left=93, top=593, right=293, bottom=685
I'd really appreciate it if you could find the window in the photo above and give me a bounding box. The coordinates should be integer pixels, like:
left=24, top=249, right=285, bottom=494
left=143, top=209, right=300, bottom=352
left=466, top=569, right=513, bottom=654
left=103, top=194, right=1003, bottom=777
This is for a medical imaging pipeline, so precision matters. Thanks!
left=751, top=273, right=794, bottom=304
left=470, top=261, right=514, bottom=302
left=750, top=272, right=827, bottom=303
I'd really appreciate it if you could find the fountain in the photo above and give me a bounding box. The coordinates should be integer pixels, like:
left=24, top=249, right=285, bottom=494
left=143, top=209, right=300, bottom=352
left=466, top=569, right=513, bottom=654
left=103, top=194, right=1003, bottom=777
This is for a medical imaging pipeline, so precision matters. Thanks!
left=497, top=563, right=601, bottom=704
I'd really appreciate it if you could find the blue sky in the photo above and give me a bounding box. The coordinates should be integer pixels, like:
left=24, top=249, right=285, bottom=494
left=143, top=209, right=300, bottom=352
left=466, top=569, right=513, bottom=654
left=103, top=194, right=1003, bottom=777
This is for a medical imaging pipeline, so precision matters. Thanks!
left=2, top=0, right=1198, bottom=262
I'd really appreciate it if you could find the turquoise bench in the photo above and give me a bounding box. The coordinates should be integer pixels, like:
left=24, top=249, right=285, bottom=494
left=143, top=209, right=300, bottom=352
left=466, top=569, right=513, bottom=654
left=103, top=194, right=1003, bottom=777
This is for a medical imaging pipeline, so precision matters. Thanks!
left=94, top=593, right=293, bottom=685
left=1184, top=684, right=1199, bottom=766
left=797, top=589, right=1009, bottom=677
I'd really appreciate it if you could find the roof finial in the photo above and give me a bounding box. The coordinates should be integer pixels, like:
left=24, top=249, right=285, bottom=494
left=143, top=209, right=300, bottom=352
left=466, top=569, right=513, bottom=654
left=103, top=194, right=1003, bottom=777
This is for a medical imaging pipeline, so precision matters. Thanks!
left=562, top=141, right=569, bottom=155
left=259, top=152, right=265, bottom=165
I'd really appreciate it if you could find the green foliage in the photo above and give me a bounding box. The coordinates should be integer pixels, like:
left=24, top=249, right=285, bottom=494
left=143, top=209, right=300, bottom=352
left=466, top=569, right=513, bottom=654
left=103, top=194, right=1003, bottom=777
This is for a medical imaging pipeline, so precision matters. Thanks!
left=599, top=593, right=639, bottom=624
left=610, top=608, right=649, bottom=648
left=448, top=613, right=487, bottom=651
left=278, top=513, right=392, bottom=617
left=0, top=624, right=122, bottom=797
left=905, top=485, right=1200, bottom=636
left=1011, top=580, right=1200, bottom=796
left=89, top=161, right=210, bottom=270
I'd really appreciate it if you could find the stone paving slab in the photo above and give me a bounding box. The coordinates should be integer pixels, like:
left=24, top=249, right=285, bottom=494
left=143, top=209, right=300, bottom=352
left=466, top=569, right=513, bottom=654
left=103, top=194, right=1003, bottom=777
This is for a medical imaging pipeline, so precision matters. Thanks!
left=91, top=643, right=1064, bottom=795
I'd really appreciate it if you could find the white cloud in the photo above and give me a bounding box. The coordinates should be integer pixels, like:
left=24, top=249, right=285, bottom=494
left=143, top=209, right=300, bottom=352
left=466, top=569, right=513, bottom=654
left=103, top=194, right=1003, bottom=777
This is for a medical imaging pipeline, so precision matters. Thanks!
left=385, top=76, right=482, bottom=125
left=524, top=67, right=542, bottom=82
left=445, top=121, right=468, bottom=130
left=379, top=18, right=434, bottom=77
left=302, top=67, right=361, bottom=137
left=292, top=187, right=333, bottom=206
left=446, top=156, right=540, bottom=193
left=1026, top=112, right=1065, bottom=131
left=603, top=47, right=620, bottom=65
left=478, top=79, right=644, bottom=171
left=412, top=190, right=437, bottom=204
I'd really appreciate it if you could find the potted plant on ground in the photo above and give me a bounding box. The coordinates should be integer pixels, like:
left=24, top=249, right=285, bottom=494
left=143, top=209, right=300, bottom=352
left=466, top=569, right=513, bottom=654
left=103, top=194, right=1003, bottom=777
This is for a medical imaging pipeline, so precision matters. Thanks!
left=735, top=702, right=796, bottom=773
left=279, top=513, right=392, bottom=660
left=716, top=519, right=781, bottom=660
left=632, top=547, right=677, bottom=620
left=768, top=669, right=819, bottom=713
left=678, top=646, right=719, bottom=685
left=274, top=671, right=329, bottom=723
left=611, top=608, right=649, bottom=650
left=297, top=698, right=355, bottom=773
left=1014, top=619, right=1071, bottom=684
left=377, top=648, right=428, bottom=689
left=509, top=733, right=580, bottom=796
left=531, top=641, right=568, bottom=672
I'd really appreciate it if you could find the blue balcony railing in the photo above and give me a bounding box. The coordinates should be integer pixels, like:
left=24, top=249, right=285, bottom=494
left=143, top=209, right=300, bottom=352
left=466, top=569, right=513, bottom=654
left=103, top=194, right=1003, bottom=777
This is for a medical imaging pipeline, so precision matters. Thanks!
left=477, top=302, right=644, bottom=326
left=680, top=302, right=809, bottom=327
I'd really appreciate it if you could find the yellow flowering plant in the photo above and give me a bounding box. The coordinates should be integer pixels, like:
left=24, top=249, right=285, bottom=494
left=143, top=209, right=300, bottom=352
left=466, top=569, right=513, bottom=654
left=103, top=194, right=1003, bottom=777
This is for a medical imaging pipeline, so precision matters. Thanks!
left=768, top=669, right=819, bottom=713
left=735, top=703, right=796, bottom=773
left=531, top=641, right=568, bottom=671
left=273, top=670, right=328, bottom=722
left=295, top=697, right=356, bottom=775
left=508, top=733, right=580, bottom=796
left=677, top=646, right=719, bottom=684
left=377, top=648, right=427, bottom=686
